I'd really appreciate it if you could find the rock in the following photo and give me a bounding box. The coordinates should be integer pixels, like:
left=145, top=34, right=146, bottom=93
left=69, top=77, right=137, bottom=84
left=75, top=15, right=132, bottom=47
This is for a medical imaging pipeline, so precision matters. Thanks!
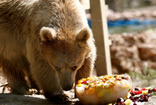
left=138, top=44, right=156, bottom=61
left=110, top=30, right=156, bottom=73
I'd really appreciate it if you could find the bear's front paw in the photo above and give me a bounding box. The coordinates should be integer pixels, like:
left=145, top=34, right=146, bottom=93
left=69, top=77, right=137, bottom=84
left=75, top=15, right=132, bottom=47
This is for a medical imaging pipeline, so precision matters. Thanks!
left=28, top=88, right=38, bottom=95
left=53, top=93, right=70, bottom=102
left=46, top=93, right=71, bottom=103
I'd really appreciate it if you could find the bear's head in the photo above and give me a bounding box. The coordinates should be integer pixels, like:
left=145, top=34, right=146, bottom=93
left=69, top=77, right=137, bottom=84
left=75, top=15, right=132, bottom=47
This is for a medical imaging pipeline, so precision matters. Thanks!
left=39, top=27, right=91, bottom=90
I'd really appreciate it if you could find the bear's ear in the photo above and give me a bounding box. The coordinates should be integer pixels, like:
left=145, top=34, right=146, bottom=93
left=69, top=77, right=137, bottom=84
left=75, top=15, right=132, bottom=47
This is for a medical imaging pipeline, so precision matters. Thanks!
left=76, top=28, right=90, bottom=42
left=40, top=27, right=56, bottom=42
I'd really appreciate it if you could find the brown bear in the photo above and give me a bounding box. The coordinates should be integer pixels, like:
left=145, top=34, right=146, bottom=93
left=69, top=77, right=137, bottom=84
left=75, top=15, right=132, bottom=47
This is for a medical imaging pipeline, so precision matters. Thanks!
left=0, top=0, right=96, bottom=102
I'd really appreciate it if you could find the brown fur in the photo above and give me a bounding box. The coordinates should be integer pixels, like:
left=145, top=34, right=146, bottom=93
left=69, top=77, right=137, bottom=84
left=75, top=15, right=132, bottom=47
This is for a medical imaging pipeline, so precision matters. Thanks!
left=0, top=0, right=96, bottom=102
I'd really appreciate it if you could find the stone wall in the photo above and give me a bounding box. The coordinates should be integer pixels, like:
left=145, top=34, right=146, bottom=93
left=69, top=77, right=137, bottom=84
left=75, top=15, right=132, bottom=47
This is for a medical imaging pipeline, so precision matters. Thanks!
left=109, top=30, right=156, bottom=73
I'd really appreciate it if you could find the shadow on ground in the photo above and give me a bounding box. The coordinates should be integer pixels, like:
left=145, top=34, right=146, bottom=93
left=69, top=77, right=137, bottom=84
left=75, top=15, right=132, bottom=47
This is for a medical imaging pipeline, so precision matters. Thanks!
left=0, top=93, right=81, bottom=105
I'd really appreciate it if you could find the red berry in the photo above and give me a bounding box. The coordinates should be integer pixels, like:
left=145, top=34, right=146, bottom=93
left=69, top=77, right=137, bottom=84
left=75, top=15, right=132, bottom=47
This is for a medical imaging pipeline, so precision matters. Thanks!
left=144, top=95, right=148, bottom=102
left=134, top=90, right=142, bottom=94
left=130, top=91, right=135, bottom=96
left=82, top=80, right=88, bottom=84
left=117, top=102, right=120, bottom=105
left=139, top=98, right=144, bottom=102
left=153, top=88, right=156, bottom=92
left=117, top=98, right=124, bottom=102
left=140, top=95, right=144, bottom=99
left=120, top=101, right=125, bottom=105
left=121, top=76, right=128, bottom=80
left=148, top=88, right=153, bottom=93
left=130, top=96, right=135, bottom=102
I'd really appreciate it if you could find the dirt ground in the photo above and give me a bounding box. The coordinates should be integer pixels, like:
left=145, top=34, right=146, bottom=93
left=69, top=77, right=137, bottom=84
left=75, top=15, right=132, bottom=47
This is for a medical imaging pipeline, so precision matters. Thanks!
left=0, top=71, right=156, bottom=105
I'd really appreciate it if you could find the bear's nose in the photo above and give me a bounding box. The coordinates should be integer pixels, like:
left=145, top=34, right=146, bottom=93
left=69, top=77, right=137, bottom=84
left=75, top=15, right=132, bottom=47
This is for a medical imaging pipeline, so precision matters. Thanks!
left=63, top=84, right=73, bottom=91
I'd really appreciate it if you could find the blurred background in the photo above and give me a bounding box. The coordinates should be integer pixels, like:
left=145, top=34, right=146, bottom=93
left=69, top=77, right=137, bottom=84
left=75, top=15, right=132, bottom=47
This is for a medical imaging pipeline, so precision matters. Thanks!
left=106, top=0, right=156, bottom=12
left=80, top=0, right=156, bottom=88
left=80, top=0, right=156, bottom=34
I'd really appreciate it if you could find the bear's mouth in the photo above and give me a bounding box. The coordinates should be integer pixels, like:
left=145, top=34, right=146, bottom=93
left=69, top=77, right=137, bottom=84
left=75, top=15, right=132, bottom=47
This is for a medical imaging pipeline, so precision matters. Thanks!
left=62, top=84, right=73, bottom=91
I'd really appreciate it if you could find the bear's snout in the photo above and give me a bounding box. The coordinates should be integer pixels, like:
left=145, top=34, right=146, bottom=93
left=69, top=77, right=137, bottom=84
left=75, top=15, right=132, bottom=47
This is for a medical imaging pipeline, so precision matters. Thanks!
left=57, top=71, right=75, bottom=91
left=62, top=84, right=73, bottom=91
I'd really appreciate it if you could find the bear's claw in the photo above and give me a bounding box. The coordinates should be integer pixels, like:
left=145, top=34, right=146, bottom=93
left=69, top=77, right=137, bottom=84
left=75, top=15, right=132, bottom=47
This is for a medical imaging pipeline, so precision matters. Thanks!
left=28, top=88, right=38, bottom=95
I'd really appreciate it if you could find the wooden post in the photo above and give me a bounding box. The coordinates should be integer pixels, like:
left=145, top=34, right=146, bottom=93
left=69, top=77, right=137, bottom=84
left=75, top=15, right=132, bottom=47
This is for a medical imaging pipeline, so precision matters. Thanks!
left=90, top=0, right=112, bottom=76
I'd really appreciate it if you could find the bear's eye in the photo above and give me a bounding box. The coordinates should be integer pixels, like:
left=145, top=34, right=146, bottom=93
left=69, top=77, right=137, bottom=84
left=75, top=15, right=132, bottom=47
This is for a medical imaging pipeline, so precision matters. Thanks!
left=71, top=66, right=77, bottom=71
left=55, top=66, right=61, bottom=71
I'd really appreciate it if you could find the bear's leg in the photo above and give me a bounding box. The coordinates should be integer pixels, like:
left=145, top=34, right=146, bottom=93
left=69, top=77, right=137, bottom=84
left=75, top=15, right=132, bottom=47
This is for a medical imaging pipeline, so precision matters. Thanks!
left=76, top=57, right=94, bottom=82
left=2, top=64, right=30, bottom=95
left=25, top=69, right=39, bottom=93
left=75, top=57, right=95, bottom=97
left=31, top=62, right=69, bottom=102
left=40, top=72, right=69, bottom=102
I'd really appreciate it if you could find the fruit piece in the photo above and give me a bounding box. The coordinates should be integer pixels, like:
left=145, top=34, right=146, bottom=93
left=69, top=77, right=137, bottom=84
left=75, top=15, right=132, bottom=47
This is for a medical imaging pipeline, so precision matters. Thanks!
left=96, top=83, right=103, bottom=92
left=77, top=78, right=85, bottom=84
left=86, top=87, right=95, bottom=95
left=82, top=80, right=88, bottom=84
left=76, top=75, right=132, bottom=105
left=140, top=95, right=144, bottom=99
left=130, top=91, right=135, bottom=96
left=148, top=88, right=153, bottom=93
left=123, top=84, right=130, bottom=89
left=77, top=84, right=85, bottom=87
left=86, top=77, right=92, bottom=81
left=77, top=80, right=81, bottom=84
left=134, top=90, right=142, bottom=94
left=142, top=90, right=148, bottom=95
left=153, top=88, right=156, bottom=92
left=85, top=85, right=89, bottom=90
left=117, top=98, right=124, bottom=103
left=108, top=75, right=114, bottom=78
left=88, top=83, right=94, bottom=87
left=120, top=101, right=125, bottom=105
left=138, top=98, right=144, bottom=102
left=144, top=95, right=149, bottom=102
left=145, top=87, right=151, bottom=90
left=124, top=99, right=132, bottom=105
left=121, top=76, right=129, bottom=80
left=129, top=96, right=135, bottom=102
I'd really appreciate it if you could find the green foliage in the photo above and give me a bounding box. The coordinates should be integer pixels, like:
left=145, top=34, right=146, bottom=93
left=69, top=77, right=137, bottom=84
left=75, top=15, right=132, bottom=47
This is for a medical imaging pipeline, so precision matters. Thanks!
left=126, top=66, right=156, bottom=86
